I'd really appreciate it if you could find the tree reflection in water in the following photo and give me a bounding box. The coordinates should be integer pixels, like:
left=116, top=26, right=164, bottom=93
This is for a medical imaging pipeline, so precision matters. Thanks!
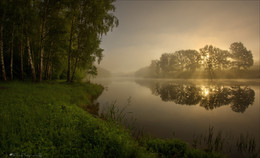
left=230, top=86, right=255, bottom=113
left=141, top=81, right=255, bottom=113
left=200, top=86, right=232, bottom=110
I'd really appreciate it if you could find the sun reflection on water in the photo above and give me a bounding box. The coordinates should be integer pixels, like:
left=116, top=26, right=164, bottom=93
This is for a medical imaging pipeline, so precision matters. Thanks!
left=201, top=86, right=209, bottom=96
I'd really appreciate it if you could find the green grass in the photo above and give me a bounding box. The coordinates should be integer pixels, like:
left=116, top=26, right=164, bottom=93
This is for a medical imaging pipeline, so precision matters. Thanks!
left=0, top=81, right=225, bottom=157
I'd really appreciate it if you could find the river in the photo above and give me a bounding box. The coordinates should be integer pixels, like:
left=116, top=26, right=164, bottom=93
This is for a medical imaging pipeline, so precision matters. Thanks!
left=93, top=77, right=260, bottom=157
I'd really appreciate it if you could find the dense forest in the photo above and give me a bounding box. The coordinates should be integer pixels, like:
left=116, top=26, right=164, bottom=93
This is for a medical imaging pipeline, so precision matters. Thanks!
left=0, top=0, right=118, bottom=82
left=136, top=43, right=258, bottom=79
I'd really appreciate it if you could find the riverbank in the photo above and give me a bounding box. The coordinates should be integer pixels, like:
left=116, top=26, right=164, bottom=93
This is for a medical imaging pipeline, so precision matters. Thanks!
left=0, top=81, right=224, bottom=157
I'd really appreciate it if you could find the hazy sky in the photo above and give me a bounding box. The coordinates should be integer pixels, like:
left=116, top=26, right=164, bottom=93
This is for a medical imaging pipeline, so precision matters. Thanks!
left=99, top=0, right=259, bottom=73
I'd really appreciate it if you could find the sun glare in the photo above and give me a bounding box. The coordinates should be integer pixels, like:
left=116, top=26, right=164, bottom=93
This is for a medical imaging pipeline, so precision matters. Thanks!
left=201, top=86, right=210, bottom=96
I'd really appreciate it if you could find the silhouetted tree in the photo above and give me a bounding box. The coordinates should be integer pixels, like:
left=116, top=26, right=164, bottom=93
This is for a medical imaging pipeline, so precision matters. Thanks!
left=230, top=42, right=253, bottom=70
left=173, top=50, right=200, bottom=71
left=158, top=50, right=200, bottom=74
left=214, top=50, right=231, bottom=70
left=160, top=53, right=172, bottom=73
left=199, top=45, right=230, bottom=71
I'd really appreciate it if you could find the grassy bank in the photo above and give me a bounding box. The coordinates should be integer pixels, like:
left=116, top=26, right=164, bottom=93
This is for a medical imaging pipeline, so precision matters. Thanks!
left=0, top=81, right=224, bottom=157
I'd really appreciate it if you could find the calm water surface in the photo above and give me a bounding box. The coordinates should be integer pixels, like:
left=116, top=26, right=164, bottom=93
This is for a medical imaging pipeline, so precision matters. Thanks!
left=93, top=77, right=260, bottom=156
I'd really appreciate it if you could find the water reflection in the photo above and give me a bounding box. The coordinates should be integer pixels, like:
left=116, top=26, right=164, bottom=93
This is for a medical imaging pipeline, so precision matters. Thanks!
left=230, top=86, right=255, bottom=113
left=136, top=80, right=255, bottom=113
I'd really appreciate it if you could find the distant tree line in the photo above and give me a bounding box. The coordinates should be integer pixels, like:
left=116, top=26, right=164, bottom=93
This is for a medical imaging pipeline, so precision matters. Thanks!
left=143, top=42, right=254, bottom=78
left=0, top=0, right=118, bottom=82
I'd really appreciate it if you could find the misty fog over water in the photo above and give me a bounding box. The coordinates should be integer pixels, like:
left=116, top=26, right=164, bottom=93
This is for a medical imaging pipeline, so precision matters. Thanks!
left=93, top=77, right=260, bottom=157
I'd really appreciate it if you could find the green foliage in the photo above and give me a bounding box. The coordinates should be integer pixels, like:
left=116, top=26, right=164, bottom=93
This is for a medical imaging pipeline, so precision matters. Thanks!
left=0, top=81, right=130, bottom=157
left=0, top=0, right=118, bottom=81
left=0, top=81, right=151, bottom=157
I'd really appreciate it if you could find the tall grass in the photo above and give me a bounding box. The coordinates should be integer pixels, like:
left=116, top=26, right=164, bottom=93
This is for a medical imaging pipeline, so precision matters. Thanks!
left=236, top=133, right=258, bottom=158
left=100, top=98, right=147, bottom=140
left=99, top=99, right=226, bottom=158
left=100, top=97, right=136, bottom=127
left=192, top=125, right=259, bottom=158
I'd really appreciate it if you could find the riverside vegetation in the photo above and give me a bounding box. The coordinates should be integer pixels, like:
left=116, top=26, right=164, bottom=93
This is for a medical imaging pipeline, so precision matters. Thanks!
left=0, top=81, right=225, bottom=158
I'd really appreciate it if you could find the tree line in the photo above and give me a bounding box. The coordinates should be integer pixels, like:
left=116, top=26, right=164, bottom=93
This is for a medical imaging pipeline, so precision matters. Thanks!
left=0, top=0, right=118, bottom=82
left=145, top=42, right=254, bottom=78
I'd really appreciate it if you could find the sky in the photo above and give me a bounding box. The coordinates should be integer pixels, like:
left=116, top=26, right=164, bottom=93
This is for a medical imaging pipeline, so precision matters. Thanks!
left=99, top=0, right=259, bottom=73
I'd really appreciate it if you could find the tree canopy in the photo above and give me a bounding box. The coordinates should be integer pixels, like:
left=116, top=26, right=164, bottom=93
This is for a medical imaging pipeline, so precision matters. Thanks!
left=0, top=0, right=118, bottom=82
left=143, top=42, right=255, bottom=78
left=230, top=42, right=253, bottom=70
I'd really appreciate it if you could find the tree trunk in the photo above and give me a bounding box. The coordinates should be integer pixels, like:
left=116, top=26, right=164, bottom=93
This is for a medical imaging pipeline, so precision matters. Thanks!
left=44, top=49, right=51, bottom=80
left=20, top=39, right=24, bottom=80
left=20, top=26, right=24, bottom=80
left=71, top=28, right=82, bottom=82
left=10, top=23, right=14, bottom=80
left=48, top=62, right=52, bottom=80
left=67, top=15, right=75, bottom=82
left=39, top=28, right=44, bottom=82
left=0, top=12, right=7, bottom=81
left=71, top=58, right=79, bottom=82
left=26, top=36, right=36, bottom=82
left=49, top=61, right=53, bottom=80
left=39, top=0, right=49, bottom=82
